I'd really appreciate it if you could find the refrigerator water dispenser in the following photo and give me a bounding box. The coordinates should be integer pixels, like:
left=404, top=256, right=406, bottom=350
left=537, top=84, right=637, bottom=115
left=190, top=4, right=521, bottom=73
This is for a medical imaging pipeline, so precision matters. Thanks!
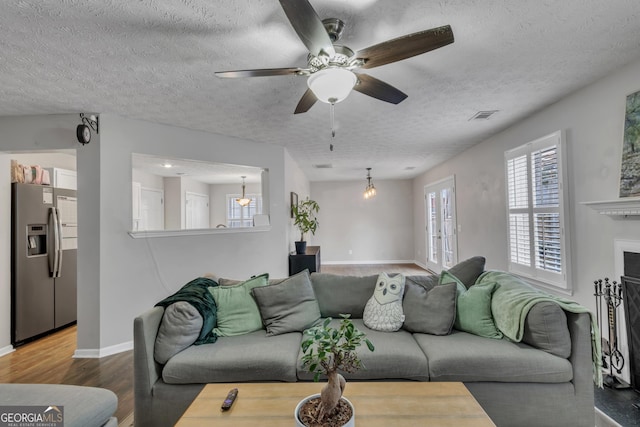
left=26, top=224, right=47, bottom=257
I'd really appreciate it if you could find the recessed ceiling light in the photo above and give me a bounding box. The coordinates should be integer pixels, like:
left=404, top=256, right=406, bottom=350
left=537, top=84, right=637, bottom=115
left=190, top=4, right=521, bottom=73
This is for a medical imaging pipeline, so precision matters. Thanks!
left=405, top=166, right=416, bottom=170
left=162, top=162, right=173, bottom=168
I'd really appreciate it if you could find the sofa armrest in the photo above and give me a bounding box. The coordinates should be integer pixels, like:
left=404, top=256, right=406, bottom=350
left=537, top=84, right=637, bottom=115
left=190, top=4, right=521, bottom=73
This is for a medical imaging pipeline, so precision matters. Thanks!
left=565, top=311, right=596, bottom=422
left=134, top=307, right=164, bottom=405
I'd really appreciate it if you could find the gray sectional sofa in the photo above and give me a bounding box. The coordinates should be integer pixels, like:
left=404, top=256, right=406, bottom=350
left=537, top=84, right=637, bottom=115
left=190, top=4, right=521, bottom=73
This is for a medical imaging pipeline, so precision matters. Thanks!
left=133, top=258, right=597, bottom=427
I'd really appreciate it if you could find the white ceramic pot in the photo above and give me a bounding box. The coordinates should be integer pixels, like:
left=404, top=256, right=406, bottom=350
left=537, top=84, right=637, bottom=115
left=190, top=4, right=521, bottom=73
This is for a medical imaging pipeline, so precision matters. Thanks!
left=294, top=393, right=355, bottom=427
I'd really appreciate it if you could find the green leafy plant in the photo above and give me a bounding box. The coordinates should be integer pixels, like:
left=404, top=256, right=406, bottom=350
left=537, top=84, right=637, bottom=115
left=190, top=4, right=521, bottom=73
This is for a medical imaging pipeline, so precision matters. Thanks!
left=292, top=198, right=320, bottom=242
left=299, top=315, right=374, bottom=424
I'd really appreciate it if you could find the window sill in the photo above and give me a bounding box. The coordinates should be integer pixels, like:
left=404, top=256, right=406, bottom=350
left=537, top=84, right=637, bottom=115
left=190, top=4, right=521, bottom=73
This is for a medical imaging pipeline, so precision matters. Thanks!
left=128, top=226, right=271, bottom=239
left=509, top=270, right=573, bottom=296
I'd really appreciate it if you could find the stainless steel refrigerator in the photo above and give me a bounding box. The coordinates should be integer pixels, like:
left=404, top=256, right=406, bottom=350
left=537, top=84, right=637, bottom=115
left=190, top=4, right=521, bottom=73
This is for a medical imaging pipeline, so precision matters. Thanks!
left=11, top=182, right=77, bottom=345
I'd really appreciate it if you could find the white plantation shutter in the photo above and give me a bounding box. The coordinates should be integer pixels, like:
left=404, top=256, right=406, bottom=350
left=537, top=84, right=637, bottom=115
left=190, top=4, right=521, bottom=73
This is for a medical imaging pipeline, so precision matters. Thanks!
left=505, top=131, right=571, bottom=292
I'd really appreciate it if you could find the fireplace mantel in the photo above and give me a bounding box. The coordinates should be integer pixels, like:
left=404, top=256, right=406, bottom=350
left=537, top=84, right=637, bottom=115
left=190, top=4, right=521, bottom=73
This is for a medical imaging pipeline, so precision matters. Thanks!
left=582, top=197, right=640, bottom=217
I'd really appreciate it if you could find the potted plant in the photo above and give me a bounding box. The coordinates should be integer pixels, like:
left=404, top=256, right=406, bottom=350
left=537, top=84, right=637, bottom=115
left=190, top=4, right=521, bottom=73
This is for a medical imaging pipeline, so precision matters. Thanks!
left=292, top=197, right=320, bottom=254
left=296, top=315, right=375, bottom=427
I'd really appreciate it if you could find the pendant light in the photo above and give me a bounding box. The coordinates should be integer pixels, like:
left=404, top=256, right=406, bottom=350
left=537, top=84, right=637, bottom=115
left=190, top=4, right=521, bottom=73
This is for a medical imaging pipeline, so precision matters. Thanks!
left=364, top=168, right=377, bottom=199
left=236, top=176, right=251, bottom=207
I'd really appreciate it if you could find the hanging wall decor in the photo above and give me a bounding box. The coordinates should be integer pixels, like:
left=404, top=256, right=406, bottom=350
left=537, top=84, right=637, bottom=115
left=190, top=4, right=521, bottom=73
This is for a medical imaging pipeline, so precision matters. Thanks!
left=619, top=89, right=640, bottom=197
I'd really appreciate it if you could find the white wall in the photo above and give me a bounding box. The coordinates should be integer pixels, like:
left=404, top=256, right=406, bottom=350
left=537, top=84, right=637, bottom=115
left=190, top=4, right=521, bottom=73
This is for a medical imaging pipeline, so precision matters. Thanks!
left=10, top=152, right=76, bottom=171
left=0, top=154, right=11, bottom=355
left=413, top=57, right=640, bottom=313
left=0, top=113, right=292, bottom=354
left=95, top=114, right=289, bottom=350
left=284, top=149, right=311, bottom=254
left=132, top=169, right=163, bottom=189
left=311, top=179, right=414, bottom=263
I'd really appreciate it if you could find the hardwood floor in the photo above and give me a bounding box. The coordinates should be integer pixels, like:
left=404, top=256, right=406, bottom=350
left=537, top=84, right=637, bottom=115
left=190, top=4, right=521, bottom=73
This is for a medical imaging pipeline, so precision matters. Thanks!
left=321, top=262, right=434, bottom=276
left=0, top=325, right=134, bottom=426
left=0, top=264, right=431, bottom=427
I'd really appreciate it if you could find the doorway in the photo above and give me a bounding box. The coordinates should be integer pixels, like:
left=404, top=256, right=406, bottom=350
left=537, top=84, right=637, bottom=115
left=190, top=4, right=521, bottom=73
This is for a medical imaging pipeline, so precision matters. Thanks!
left=185, top=191, right=209, bottom=229
left=424, top=176, right=458, bottom=273
left=5, top=150, right=78, bottom=349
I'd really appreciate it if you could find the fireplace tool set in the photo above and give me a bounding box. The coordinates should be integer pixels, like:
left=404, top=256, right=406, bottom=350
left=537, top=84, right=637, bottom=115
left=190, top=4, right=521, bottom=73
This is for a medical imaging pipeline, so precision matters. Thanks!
left=594, top=278, right=628, bottom=388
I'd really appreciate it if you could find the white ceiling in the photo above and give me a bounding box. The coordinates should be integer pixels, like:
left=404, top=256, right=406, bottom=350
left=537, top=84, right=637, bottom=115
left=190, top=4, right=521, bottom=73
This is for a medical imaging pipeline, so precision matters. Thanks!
left=1, top=0, right=640, bottom=182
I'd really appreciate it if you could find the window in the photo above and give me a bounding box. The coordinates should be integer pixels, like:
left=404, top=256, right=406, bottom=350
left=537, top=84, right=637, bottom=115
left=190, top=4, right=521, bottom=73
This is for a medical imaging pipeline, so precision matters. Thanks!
left=226, top=194, right=262, bottom=228
left=505, top=131, right=571, bottom=292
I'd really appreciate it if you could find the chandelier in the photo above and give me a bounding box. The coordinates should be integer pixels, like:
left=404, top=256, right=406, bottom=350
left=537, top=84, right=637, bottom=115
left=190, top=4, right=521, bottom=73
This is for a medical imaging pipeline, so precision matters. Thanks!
left=363, top=168, right=377, bottom=199
left=236, top=176, right=251, bottom=207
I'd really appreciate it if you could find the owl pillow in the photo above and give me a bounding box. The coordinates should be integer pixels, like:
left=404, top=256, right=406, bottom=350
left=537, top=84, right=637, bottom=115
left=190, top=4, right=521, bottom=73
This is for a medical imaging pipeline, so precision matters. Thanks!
left=363, top=272, right=406, bottom=332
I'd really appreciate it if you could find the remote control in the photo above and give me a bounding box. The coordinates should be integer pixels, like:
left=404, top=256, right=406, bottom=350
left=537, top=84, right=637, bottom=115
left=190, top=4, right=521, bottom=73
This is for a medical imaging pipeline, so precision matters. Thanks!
left=221, top=388, right=238, bottom=411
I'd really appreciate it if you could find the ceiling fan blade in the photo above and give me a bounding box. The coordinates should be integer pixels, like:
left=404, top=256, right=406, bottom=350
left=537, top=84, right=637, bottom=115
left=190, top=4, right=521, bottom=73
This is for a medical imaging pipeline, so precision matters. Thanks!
left=279, top=0, right=335, bottom=58
left=215, top=68, right=303, bottom=78
left=353, top=73, right=408, bottom=104
left=294, top=88, right=318, bottom=114
left=355, top=25, right=454, bottom=69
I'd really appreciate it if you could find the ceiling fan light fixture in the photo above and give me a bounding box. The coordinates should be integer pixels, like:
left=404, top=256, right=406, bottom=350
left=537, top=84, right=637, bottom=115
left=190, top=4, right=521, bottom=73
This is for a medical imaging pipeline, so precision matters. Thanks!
left=307, top=68, right=357, bottom=104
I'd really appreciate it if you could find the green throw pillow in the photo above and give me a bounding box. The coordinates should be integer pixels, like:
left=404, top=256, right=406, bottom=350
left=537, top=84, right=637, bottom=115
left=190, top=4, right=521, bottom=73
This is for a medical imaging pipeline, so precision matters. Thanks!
left=454, top=281, right=503, bottom=339
left=210, top=273, right=268, bottom=336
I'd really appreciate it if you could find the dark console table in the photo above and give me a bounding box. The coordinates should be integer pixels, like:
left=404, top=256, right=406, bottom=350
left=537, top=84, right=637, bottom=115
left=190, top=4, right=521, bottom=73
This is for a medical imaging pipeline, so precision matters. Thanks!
left=289, top=246, right=321, bottom=276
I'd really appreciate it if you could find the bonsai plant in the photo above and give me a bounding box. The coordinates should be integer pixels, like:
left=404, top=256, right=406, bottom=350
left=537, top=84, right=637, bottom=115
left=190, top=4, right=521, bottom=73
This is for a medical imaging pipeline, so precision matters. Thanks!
left=292, top=197, right=320, bottom=254
left=297, top=315, right=374, bottom=427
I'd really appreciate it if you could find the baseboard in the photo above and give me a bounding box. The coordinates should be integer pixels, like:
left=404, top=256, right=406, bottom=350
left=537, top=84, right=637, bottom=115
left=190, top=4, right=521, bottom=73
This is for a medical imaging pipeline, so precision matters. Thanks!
left=73, top=340, right=133, bottom=359
left=322, top=260, right=417, bottom=265
left=595, top=407, right=622, bottom=427
left=413, top=260, right=430, bottom=271
left=0, top=345, right=15, bottom=358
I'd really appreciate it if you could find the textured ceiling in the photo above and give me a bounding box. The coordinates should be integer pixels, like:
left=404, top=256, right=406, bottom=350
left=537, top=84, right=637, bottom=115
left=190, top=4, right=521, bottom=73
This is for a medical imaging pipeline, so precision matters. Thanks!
left=1, top=1, right=640, bottom=182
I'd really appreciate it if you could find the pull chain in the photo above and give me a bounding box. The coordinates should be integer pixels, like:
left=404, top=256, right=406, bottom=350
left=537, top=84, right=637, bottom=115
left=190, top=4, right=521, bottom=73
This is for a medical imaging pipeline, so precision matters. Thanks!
left=330, top=102, right=336, bottom=138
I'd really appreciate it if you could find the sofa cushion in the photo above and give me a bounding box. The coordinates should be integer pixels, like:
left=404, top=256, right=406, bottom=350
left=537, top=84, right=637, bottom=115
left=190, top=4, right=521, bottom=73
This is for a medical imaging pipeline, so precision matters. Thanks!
left=154, top=301, right=203, bottom=364
left=522, top=301, right=572, bottom=358
left=363, top=273, right=406, bottom=332
left=310, top=273, right=377, bottom=318
left=447, top=256, right=486, bottom=288
left=454, top=281, right=503, bottom=339
left=210, top=273, right=268, bottom=336
left=297, top=319, right=429, bottom=381
left=413, top=330, right=573, bottom=383
left=163, top=329, right=302, bottom=383
left=251, top=270, right=321, bottom=336
left=0, top=383, right=118, bottom=427
left=403, top=282, right=457, bottom=335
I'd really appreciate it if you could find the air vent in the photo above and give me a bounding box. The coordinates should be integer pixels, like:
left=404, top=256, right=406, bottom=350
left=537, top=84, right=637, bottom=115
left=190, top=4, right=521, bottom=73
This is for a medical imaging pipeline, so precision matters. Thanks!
left=469, top=110, right=499, bottom=121
left=405, top=166, right=416, bottom=170
left=313, top=164, right=333, bottom=169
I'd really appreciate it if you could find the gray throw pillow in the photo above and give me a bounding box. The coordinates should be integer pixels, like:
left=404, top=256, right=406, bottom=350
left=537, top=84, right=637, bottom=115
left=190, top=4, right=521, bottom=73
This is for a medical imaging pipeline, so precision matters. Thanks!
left=448, top=256, right=486, bottom=289
left=522, top=301, right=571, bottom=358
left=154, top=301, right=203, bottom=364
left=310, top=273, right=378, bottom=318
left=251, top=270, right=321, bottom=336
left=403, top=282, right=457, bottom=335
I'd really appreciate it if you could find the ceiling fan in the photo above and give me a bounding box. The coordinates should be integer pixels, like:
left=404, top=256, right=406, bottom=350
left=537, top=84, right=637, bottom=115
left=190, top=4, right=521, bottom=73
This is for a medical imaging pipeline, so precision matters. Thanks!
left=216, top=0, right=454, bottom=115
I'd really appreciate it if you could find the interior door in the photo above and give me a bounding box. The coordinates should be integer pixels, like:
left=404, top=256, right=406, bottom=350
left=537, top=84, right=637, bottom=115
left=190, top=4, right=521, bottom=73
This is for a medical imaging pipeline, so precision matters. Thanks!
left=185, top=191, right=210, bottom=229
left=425, top=176, right=458, bottom=272
left=139, top=187, right=164, bottom=231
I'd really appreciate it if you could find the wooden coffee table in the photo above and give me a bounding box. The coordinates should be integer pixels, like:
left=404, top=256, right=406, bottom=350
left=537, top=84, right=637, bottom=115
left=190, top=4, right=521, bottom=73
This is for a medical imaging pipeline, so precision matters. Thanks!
left=175, top=382, right=495, bottom=426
